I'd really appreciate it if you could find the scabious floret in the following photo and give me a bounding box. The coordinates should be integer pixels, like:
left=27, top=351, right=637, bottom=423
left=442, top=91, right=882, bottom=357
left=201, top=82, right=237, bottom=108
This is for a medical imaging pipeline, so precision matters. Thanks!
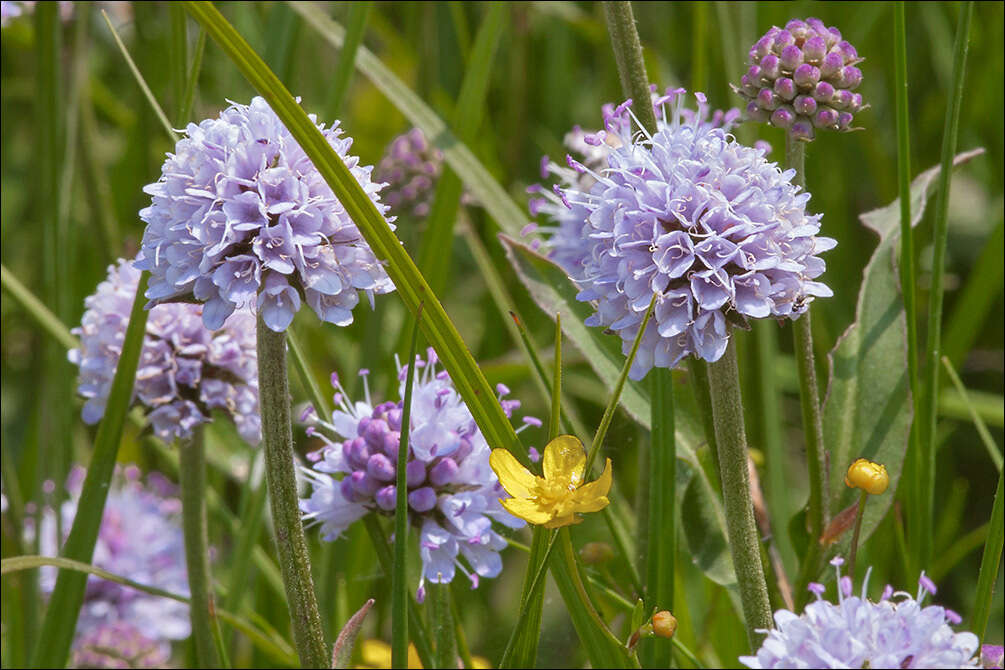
left=39, top=466, right=190, bottom=662
left=531, top=91, right=834, bottom=380
left=136, top=96, right=395, bottom=333
left=740, top=558, right=980, bottom=668
left=734, top=17, right=865, bottom=141
left=299, top=351, right=531, bottom=597
left=69, top=259, right=260, bottom=443
left=374, top=127, right=444, bottom=219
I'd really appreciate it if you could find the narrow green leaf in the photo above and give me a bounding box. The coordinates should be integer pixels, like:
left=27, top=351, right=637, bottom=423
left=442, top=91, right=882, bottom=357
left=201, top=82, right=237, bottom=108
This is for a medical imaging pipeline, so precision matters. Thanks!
left=289, top=1, right=528, bottom=238
left=332, top=599, right=374, bottom=670
left=5, top=556, right=298, bottom=667
left=170, top=3, right=188, bottom=123
left=970, top=469, right=1003, bottom=649
left=823, top=151, right=984, bottom=571
left=393, top=308, right=423, bottom=669
left=32, top=273, right=152, bottom=668
left=417, top=1, right=506, bottom=295
left=499, top=527, right=553, bottom=668
left=325, top=1, right=372, bottom=120
left=943, top=220, right=1004, bottom=368
left=180, top=28, right=207, bottom=127
left=941, top=357, right=1002, bottom=471
left=550, top=316, right=563, bottom=441
left=185, top=1, right=523, bottom=462
left=0, top=264, right=79, bottom=351
left=262, top=2, right=301, bottom=84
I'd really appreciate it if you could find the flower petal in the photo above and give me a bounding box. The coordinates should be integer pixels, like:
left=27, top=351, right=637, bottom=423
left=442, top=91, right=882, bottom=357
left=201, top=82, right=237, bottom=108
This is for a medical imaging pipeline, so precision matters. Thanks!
left=542, top=435, right=587, bottom=487
left=571, top=457, right=613, bottom=512
left=543, top=513, right=583, bottom=529
left=499, top=497, right=553, bottom=526
left=489, top=449, right=539, bottom=499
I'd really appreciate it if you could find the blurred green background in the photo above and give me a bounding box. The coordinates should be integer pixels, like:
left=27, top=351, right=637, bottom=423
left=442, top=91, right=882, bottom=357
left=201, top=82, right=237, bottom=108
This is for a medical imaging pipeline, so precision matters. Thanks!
left=2, top=2, right=1002, bottom=667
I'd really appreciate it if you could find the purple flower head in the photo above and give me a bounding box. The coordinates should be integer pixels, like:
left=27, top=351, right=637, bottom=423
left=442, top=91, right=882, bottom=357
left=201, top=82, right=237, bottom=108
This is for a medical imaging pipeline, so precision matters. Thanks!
left=39, top=466, right=190, bottom=658
left=69, top=259, right=260, bottom=443
left=982, top=645, right=1004, bottom=669
left=136, top=96, right=395, bottom=332
left=532, top=92, right=834, bottom=380
left=734, top=18, right=866, bottom=140
left=374, top=128, right=444, bottom=219
left=740, top=563, right=981, bottom=668
left=299, top=351, right=533, bottom=596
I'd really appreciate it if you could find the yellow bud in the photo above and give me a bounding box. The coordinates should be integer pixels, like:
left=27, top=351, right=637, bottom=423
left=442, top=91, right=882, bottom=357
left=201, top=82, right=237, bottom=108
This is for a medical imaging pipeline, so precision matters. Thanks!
left=652, top=611, right=678, bottom=639
left=844, top=458, right=889, bottom=495
left=579, top=541, right=615, bottom=565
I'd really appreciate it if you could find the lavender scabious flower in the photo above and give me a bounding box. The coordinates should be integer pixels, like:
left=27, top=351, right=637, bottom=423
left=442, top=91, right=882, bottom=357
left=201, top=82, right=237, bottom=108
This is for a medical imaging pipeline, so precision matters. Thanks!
left=734, top=17, right=865, bottom=141
left=533, top=91, right=834, bottom=380
left=740, top=559, right=980, bottom=669
left=374, top=127, right=444, bottom=219
left=39, top=466, right=190, bottom=661
left=527, top=86, right=747, bottom=279
left=136, top=96, right=395, bottom=333
left=69, top=259, right=260, bottom=443
left=299, top=351, right=530, bottom=598
left=982, top=645, right=1005, bottom=669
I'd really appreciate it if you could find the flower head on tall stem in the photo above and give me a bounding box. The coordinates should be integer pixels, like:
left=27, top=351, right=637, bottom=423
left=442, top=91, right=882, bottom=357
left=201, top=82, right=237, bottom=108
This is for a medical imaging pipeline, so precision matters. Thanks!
left=299, top=351, right=533, bottom=598
left=136, top=96, right=395, bottom=333
left=741, top=559, right=981, bottom=668
left=530, top=90, right=835, bottom=380
left=69, top=259, right=260, bottom=443
left=734, top=18, right=866, bottom=141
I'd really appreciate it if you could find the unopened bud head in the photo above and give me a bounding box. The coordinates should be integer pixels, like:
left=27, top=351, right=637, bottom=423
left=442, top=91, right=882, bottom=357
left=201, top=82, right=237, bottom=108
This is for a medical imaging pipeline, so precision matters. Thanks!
left=652, top=611, right=678, bottom=639
left=844, top=458, right=889, bottom=495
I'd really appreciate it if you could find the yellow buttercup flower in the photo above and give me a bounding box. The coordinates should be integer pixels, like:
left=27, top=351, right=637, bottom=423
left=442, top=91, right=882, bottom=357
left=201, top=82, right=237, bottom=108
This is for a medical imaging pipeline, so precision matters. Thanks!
left=490, top=435, right=612, bottom=528
left=844, top=457, right=889, bottom=495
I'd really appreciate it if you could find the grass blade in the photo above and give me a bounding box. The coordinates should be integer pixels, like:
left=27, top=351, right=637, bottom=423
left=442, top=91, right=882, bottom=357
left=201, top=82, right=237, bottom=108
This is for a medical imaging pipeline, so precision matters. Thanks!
left=324, top=1, right=372, bottom=119
left=393, top=306, right=423, bottom=669
left=180, top=28, right=207, bottom=127
left=170, top=3, right=188, bottom=123
left=941, top=357, right=1002, bottom=471
left=0, top=265, right=78, bottom=351
left=918, top=0, right=974, bottom=571
left=31, top=272, right=151, bottom=668
left=942, top=220, right=1004, bottom=368
left=184, top=0, right=524, bottom=462
left=970, top=468, right=1003, bottom=649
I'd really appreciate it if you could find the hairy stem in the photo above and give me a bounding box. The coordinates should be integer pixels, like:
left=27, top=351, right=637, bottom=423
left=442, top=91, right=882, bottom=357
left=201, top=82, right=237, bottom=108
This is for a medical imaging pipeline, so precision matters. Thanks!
left=603, top=1, right=658, bottom=135
left=256, top=318, right=328, bottom=667
left=707, top=341, right=772, bottom=648
left=178, top=430, right=222, bottom=668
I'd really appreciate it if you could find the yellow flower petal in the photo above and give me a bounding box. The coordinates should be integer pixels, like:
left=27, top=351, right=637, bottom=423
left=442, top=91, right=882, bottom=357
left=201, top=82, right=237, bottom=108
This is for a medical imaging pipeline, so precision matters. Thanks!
left=542, top=435, right=586, bottom=487
left=500, top=497, right=554, bottom=525
left=490, top=448, right=539, bottom=498
left=571, top=457, right=613, bottom=511
left=543, top=513, right=583, bottom=529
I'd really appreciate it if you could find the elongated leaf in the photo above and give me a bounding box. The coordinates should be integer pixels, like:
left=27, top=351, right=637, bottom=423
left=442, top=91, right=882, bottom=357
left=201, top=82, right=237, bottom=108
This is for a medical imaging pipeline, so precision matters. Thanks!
left=823, top=150, right=984, bottom=557
left=5, top=556, right=298, bottom=667
left=971, top=468, right=1003, bottom=648
left=332, top=599, right=374, bottom=670
left=32, top=271, right=151, bottom=669
left=289, top=1, right=528, bottom=238
left=183, top=1, right=522, bottom=460
left=324, top=1, right=371, bottom=119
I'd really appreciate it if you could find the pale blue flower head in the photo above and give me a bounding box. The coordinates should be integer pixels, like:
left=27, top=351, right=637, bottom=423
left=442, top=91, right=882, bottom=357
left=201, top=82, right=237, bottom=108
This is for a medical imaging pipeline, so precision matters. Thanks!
left=299, top=351, right=532, bottom=598
left=136, top=96, right=395, bottom=332
left=374, top=127, right=444, bottom=219
left=69, top=259, right=260, bottom=443
left=740, top=561, right=980, bottom=669
left=39, top=465, right=190, bottom=657
left=532, top=90, right=834, bottom=380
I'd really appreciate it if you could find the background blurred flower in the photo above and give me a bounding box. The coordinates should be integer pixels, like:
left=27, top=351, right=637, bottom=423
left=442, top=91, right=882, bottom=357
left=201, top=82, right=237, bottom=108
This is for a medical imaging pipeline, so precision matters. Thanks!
left=374, top=127, right=444, bottom=219
left=69, top=259, right=260, bottom=443
left=39, top=465, right=189, bottom=663
left=734, top=17, right=865, bottom=141
left=300, top=350, right=530, bottom=597
left=740, top=559, right=980, bottom=668
left=136, top=96, right=395, bottom=332
left=534, top=91, right=834, bottom=379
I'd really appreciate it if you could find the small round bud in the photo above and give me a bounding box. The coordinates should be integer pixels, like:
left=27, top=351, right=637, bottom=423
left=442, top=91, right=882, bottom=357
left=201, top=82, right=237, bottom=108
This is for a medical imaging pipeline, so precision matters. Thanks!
left=367, top=453, right=396, bottom=482
left=408, top=486, right=437, bottom=512
left=830, top=89, right=854, bottom=110
left=740, top=74, right=759, bottom=97
left=754, top=33, right=775, bottom=60
left=579, top=541, right=615, bottom=565
left=785, top=19, right=809, bottom=42
left=772, top=29, right=795, bottom=52
left=844, top=458, right=889, bottom=495
left=838, top=66, right=862, bottom=90
left=780, top=45, right=804, bottom=71
left=771, top=107, right=797, bottom=129
left=774, top=77, right=797, bottom=101
left=793, top=95, right=818, bottom=116
left=375, top=485, right=396, bottom=511
left=429, top=458, right=459, bottom=487
left=838, top=112, right=855, bottom=131
left=849, top=93, right=864, bottom=112
left=813, top=81, right=836, bottom=102
left=652, top=611, right=678, bottom=639
left=826, top=27, right=842, bottom=48
left=838, top=40, right=859, bottom=62
left=793, top=64, right=821, bottom=89
left=820, top=52, right=844, bottom=79
left=760, top=54, right=781, bottom=80
left=806, top=17, right=828, bottom=36
left=345, top=437, right=370, bottom=470
left=757, top=88, right=780, bottom=111
left=790, top=120, right=815, bottom=142
left=803, top=36, right=827, bottom=63
left=351, top=470, right=380, bottom=497
left=745, top=101, right=770, bottom=123
left=405, top=460, right=426, bottom=487
left=813, top=108, right=840, bottom=129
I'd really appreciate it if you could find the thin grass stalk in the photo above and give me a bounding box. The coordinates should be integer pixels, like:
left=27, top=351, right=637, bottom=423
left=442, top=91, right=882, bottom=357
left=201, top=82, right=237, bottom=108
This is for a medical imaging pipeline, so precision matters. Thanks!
left=393, top=307, right=423, bottom=669
left=919, top=0, right=974, bottom=570
left=178, top=430, right=222, bottom=668
left=846, top=491, right=870, bottom=581
left=429, top=583, right=457, bottom=669
left=325, top=0, right=372, bottom=119
left=31, top=273, right=151, bottom=668
left=550, top=316, right=563, bottom=440
left=450, top=587, right=475, bottom=670
left=180, top=28, right=207, bottom=128
left=256, top=318, right=328, bottom=668
left=706, top=341, right=772, bottom=648
left=170, top=3, right=188, bottom=123
left=941, top=357, right=1002, bottom=472
left=970, top=467, right=1003, bottom=649
left=221, top=456, right=269, bottom=649
left=786, top=136, right=829, bottom=604
left=688, top=358, right=720, bottom=467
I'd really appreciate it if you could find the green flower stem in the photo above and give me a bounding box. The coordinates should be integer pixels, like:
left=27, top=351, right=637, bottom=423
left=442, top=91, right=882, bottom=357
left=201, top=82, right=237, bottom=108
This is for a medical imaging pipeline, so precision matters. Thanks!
left=429, top=583, right=457, bottom=669
left=707, top=341, right=772, bottom=648
left=603, top=0, right=658, bottom=136
left=178, top=430, right=222, bottom=668
left=846, top=491, right=870, bottom=581
left=786, top=135, right=829, bottom=603
left=256, top=317, right=328, bottom=668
